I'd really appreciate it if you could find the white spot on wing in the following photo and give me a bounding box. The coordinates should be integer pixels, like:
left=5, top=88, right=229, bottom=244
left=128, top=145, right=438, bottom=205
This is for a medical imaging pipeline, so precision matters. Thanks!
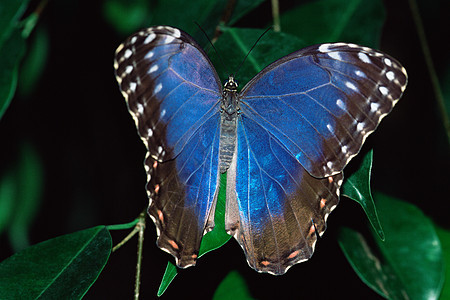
left=318, top=43, right=331, bottom=53
left=145, top=51, right=154, bottom=60
left=370, top=102, right=380, bottom=112
left=328, top=52, right=341, bottom=60
left=124, top=49, right=132, bottom=59
left=129, top=82, right=137, bottom=92
left=149, top=65, right=159, bottom=74
left=147, top=128, right=153, bottom=137
left=125, top=65, right=133, bottom=74
left=379, top=86, right=389, bottom=96
left=137, top=103, right=144, bottom=114
left=327, top=124, right=334, bottom=133
left=342, top=145, right=348, bottom=154
left=384, top=58, right=392, bottom=67
left=144, top=33, right=156, bottom=44
left=358, top=52, right=371, bottom=63
left=386, top=71, right=395, bottom=81
left=355, top=70, right=366, bottom=78
left=164, top=35, right=175, bottom=44
left=172, top=28, right=181, bottom=38
left=154, top=83, right=162, bottom=94
left=357, top=122, right=365, bottom=132
left=346, top=81, right=358, bottom=92
left=336, top=99, right=346, bottom=110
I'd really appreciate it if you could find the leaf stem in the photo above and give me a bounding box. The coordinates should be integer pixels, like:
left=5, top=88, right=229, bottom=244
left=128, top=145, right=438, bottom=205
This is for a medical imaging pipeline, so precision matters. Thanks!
left=21, top=0, right=49, bottom=38
left=106, top=218, right=139, bottom=231
left=109, top=209, right=146, bottom=251
left=271, top=0, right=281, bottom=32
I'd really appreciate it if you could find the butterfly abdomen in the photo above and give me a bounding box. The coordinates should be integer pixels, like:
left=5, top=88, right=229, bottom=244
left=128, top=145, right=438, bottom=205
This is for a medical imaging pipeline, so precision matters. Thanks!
left=219, top=77, right=240, bottom=173
left=219, top=114, right=237, bottom=173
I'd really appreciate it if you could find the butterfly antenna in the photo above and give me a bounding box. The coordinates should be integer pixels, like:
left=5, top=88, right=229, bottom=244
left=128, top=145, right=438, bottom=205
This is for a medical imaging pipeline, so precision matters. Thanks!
left=195, top=22, right=229, bottom=75
left=234, top=26, right=273, bottom=78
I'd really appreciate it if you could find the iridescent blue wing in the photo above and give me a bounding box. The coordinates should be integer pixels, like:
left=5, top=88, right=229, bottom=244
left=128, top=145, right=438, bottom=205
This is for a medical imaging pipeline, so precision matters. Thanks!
left=226, top=116, right=344, bottom=275
left=114, top=26, right=222, bottom=267
left=226, top=43, right=407, bottom=274
left=241, top=43, right=407, bottom=178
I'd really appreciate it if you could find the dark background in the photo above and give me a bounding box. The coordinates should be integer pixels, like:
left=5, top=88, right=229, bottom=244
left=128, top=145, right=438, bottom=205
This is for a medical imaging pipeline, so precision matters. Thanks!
left=1, top=0, right=449, bottom=298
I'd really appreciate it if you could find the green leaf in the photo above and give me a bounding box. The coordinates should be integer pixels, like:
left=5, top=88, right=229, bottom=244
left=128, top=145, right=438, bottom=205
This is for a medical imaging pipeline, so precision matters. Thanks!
left=0, top=167, right=16, bottom=235
left=106, top=0, right=228, bottom=37
left=338, top=194, right=444, bottom=300
left=339, top=227, right=405, bottom=299
left=280, top=0, right=385, bottom=47
left=157, top=262, right=178, bottom=297
left=103, top=0, right=151, bottom=35
left=158, top=173, right=231, bottom=296
left=435, top=225, right=450, bottom=300
left=0, top=0, right=29, bottom=46
left=198, top=174, right=231, bottom=256
left=18, top=26, right=49, bottom=97
left=0, top=0, right=32, bottom=119
left=210, top=27, right=306, bottom=86
left=374, top=194, right=444, bottom=299
left=342, top=150, right=384, bottom=240
left=149, top=0, right=226, bottom=37
left=0, top=143, right=43, bottom=248
left=213, top=271, right=253, bottom=300
left=6, top=143, right=44, bottom=251
left=0, top=226, right=112, bottom=299
left=0, top=28, right=26, bottom=120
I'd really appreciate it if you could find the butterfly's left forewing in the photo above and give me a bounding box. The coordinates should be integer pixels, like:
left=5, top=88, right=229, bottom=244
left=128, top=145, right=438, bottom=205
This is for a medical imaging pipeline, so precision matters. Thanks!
left=240, top=43, right=407, bottom=178
left=114, top=26, right=223, bottom=268
left=226, top=43, right=407, bottom=274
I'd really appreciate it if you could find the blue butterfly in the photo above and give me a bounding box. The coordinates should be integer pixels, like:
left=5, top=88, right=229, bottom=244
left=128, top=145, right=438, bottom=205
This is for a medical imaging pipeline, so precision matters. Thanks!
left=114, top=26, right=407, bottom=275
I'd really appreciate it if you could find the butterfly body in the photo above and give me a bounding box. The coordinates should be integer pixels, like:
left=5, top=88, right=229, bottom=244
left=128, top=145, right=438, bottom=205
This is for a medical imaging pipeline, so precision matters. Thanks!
left=114, top=26, right=407, bottom=275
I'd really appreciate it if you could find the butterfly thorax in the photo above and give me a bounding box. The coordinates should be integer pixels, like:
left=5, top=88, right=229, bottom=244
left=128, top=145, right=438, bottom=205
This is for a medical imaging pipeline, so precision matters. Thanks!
left=221, top=76, right=239, bottom=120
left=219, top=76, right=239, bottom=173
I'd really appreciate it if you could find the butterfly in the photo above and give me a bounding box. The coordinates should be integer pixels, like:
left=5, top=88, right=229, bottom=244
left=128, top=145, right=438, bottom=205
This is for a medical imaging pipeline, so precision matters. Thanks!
left=114, top=26, right=407, bottom=275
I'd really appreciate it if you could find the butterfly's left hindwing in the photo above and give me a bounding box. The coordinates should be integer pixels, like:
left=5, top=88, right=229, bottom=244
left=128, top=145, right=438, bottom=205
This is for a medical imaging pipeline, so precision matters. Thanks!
left=226, top=114, right=343, bottom=275
left=114, top=26, right=222, bottom=268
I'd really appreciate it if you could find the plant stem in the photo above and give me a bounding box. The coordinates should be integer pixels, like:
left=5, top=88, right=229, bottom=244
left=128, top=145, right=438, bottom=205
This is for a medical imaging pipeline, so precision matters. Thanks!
left=409, top=0, right=450, bottom=145
left=134, top=211, right=146, bottom=300
left=271, top=0, right=281, bottom=32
